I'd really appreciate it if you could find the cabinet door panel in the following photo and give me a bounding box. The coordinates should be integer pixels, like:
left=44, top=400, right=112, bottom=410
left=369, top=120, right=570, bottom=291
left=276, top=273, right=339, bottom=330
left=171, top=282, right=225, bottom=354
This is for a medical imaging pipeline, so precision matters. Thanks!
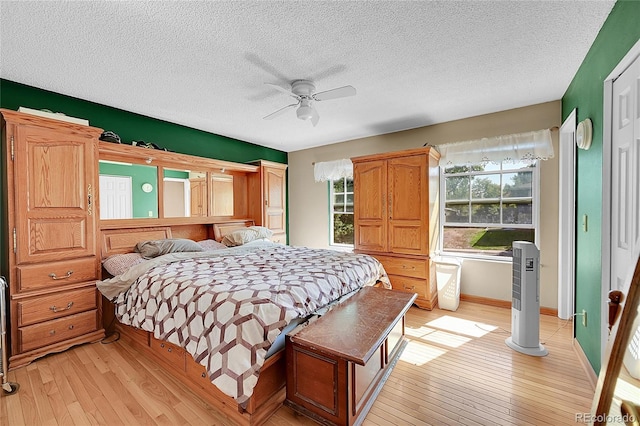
left=15, top=125, right=96, bottom=263
left=264, top=167, right=286, bottom=235
left=388, top=155, right=428, bottom=255
left=189, top=178, right=207, bottom=217
left=354, top=160, right=387, bottom=252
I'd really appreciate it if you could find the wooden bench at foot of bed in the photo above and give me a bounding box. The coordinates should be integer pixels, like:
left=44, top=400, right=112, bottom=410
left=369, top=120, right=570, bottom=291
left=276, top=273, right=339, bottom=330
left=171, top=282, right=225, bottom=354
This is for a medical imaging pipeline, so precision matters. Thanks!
left=285, top=287, right=416, bottom=426
left=115, top=322, right=286, bottom=425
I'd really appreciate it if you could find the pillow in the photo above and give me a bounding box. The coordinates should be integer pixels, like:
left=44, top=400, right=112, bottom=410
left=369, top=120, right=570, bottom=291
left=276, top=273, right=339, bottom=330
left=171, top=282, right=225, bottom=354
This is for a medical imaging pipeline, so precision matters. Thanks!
left=198, top=239, right=227, bottom=251
left=102, top=253, right=146, bottom=276
left=222, top=226, right=274, bottom=247
left=135, top=238, right=203, bottom=259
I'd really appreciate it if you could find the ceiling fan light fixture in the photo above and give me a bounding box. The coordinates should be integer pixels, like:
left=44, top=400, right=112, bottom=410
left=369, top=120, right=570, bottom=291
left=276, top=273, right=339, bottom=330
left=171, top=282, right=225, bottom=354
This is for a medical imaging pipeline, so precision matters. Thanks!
left=296, top=100, right=314, bottom=121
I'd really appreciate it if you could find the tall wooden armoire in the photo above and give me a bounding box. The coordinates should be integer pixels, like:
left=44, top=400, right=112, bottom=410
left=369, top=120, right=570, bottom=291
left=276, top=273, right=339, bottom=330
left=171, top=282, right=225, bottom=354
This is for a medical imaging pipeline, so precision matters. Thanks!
left=352, top=147, right=440, bottom=309
left=1, top=109, right=105, bottom=368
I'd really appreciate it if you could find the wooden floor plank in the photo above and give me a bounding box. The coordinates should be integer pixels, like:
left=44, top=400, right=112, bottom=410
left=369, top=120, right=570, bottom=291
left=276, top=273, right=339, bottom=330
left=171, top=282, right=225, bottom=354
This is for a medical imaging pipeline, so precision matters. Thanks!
left=2, top=301, right=594, bottom=425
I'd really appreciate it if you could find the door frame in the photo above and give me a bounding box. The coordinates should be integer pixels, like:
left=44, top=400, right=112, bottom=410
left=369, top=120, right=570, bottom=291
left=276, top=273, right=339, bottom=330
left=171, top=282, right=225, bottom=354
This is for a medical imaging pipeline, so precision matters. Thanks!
left=558, top=109, right=576, bottom=320
left=601, top=38, right=640, bottom=359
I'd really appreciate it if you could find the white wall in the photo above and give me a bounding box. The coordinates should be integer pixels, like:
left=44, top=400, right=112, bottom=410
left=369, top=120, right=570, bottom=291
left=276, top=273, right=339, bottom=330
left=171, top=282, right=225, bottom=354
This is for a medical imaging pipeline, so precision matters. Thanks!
left=288, top=101, right=561, bottom=310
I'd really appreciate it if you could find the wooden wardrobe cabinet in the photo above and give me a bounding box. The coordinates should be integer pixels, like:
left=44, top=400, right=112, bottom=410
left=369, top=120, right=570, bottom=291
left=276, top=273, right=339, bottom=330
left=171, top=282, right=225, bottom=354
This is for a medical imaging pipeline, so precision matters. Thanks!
left=1, top=109, right=105, bottom=368
left=352, top=147, right=440, bottom=309
left=249, top=160, right=287, bottom=244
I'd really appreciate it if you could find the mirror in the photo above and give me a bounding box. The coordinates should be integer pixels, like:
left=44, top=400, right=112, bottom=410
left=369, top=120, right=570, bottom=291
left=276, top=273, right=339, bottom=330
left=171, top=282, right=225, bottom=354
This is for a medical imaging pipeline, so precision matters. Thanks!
left=592, top=256, right=640, bottom=425
left=99, top=160, right=158, bottom=219
left=163, top=168, right=207, bottom=218
left=211, top=174, right=234, bottom=216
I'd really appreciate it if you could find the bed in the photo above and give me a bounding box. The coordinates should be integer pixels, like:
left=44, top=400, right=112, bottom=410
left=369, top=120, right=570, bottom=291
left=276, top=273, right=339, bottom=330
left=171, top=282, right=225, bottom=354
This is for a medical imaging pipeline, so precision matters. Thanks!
left=96, top=220, right=390, bottom=425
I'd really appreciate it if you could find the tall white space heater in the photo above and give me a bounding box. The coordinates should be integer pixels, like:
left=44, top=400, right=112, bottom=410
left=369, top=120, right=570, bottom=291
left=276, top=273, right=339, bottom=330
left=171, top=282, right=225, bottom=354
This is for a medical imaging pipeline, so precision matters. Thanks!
left=505, top=242, right=548, bottom=356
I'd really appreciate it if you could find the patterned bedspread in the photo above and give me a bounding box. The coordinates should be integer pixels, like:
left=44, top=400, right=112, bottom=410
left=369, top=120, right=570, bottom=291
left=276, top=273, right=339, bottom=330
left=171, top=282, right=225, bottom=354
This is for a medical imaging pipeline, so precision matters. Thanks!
left=98, top=242, right=389, bottom=405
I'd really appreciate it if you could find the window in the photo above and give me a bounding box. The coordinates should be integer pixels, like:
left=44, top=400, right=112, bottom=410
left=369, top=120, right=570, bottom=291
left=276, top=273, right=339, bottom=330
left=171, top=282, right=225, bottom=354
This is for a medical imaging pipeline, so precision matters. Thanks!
left=441, top=161, right=538, bottom=257
left=330, top=177, right=354, bottom=246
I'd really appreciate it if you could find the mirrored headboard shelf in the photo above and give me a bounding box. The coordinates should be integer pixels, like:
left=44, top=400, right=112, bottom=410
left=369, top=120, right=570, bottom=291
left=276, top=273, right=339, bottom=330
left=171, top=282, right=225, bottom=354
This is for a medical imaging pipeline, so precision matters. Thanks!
left=98, top=141, right=265, bottom=227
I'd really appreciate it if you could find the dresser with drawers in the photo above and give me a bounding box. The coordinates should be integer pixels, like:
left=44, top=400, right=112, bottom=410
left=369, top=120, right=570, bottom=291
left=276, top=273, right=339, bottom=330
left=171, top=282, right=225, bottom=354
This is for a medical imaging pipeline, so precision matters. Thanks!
left=1, top=109, right=105, bottom=369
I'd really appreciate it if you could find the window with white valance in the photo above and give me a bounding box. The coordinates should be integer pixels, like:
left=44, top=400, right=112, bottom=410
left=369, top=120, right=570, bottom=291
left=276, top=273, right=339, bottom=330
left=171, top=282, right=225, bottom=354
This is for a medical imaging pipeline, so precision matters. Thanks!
left=437, top=129, right=554, bottom=166
left=313, top=159, right=353, bottom=182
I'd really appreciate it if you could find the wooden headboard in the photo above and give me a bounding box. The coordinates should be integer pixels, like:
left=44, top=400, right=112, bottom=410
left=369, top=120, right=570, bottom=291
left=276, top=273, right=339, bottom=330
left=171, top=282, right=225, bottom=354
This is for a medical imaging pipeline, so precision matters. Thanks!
left=101, top=227, right=172, bottom=258
left=100, top=220, right=256, bottom=259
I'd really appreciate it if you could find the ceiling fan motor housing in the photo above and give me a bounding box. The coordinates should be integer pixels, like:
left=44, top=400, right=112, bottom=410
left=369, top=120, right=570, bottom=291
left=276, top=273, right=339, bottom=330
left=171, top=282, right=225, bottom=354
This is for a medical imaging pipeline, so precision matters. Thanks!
left=291, top=80, right=316, bottom=96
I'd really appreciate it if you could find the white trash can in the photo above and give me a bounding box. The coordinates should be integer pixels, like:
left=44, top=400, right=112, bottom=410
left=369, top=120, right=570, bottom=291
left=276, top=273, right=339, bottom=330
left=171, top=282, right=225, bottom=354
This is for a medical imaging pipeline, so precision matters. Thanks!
left=434, top=257, right=462, bottom=311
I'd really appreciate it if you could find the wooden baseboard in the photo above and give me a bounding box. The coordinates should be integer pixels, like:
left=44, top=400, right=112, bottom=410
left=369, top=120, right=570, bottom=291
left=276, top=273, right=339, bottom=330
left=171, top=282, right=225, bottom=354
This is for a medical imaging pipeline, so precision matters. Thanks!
left=573, top=337, right=598, bottom=390
left=460, top=294, right=558, bottom=317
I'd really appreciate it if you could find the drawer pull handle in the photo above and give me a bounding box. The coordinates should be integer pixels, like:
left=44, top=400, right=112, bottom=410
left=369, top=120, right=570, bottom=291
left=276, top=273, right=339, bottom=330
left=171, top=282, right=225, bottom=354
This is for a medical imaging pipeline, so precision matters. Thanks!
left=167, top=348, right=172, bottom=353
left=50, top=302, right=74, bottom=313
left=49, top=270, right=73, bottom=280
left=49, top=330, right=55, bottom=335
left=68, top=325, right=74, bottom=330
left=160, top=343, right=165, bottom=348
left=404, top=285, right=416, bottom=291
left=201, top=372, right=206, bottom=378
left=402, top=265, right=416, bottom=270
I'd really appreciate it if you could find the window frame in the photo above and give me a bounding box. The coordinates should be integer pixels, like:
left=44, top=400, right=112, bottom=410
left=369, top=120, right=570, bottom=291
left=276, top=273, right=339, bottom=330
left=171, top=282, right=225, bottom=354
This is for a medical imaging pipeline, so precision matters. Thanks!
left=329, top=176, right=354, bottom=248
left=439, top=161, right=540, bottom=260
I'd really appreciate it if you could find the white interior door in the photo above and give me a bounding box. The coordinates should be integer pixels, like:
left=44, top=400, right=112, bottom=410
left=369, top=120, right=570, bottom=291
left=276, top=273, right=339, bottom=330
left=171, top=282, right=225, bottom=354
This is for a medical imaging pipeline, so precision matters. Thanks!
left=611, top=54, right=640, bottom=293
left=99, top=175, right=133, bottom=219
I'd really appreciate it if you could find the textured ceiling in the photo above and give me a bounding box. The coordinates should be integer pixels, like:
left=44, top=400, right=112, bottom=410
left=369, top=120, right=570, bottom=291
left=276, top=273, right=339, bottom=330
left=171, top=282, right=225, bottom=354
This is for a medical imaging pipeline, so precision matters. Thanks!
left=0, top=1, right=615, bottom=152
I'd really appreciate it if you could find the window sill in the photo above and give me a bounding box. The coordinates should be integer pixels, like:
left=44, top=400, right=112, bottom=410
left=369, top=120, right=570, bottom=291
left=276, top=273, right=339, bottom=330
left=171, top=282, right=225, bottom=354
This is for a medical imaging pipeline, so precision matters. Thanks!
left=439, top=250, right=513, bottom=263
left=329, top=244, right=354, bottom=253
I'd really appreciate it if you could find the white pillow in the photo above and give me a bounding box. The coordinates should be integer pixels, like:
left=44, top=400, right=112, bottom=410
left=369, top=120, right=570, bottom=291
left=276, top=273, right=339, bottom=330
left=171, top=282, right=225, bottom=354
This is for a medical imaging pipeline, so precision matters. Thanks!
left=222, top=226, right=274, bottom=247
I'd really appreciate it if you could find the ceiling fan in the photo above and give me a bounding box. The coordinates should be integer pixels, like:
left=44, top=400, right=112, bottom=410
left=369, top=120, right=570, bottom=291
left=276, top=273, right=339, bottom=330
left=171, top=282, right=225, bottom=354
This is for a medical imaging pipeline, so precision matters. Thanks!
left=263, top=80, right=356, bottom=126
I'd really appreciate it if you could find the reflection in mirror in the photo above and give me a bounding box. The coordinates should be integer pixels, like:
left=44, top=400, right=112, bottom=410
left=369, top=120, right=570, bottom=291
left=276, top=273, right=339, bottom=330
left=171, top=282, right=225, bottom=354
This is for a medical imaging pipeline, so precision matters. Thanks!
left=211, top=174, right=234, bottom=216
left=163, top=169, right=208, bottom=217
left=99, top=160, right=158, bottom=219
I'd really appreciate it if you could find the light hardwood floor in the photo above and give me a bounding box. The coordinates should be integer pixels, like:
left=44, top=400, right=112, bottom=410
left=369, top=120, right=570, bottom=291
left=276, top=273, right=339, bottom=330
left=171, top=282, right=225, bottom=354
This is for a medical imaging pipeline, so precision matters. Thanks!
left=0, top=301, right=594, bottom=425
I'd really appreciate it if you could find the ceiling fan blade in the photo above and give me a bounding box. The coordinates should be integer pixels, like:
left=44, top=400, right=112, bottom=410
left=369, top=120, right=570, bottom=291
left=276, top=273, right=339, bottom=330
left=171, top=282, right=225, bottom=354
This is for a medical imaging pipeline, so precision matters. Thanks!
left=265, top=83, right=298, bottom=99
left=310, top=106, right=320, bottom=127
left=263, top=103, right=298, bottom=120
left=313, top=85, right=356, bottom=101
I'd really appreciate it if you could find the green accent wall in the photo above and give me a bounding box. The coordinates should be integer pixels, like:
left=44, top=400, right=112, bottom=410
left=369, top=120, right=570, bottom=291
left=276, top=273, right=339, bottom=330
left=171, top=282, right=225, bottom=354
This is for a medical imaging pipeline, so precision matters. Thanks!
left=561, top=0, right=640, bottom=372
left=0, top=79, right=287, bottom=164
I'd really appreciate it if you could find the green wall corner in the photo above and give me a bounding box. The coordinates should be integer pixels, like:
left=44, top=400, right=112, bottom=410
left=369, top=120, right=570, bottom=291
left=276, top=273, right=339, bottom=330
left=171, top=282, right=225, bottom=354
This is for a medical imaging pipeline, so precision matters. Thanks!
left=561, top=0, right=640, bottom=373
left=0, top=79, right=287, bottom=165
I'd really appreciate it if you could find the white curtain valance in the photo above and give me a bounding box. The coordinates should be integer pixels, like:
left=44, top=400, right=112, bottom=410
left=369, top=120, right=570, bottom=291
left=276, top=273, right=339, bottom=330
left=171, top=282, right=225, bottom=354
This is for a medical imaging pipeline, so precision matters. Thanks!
left=313, top=159, right=353, bottom=182
left=437, top=129, right=554, bottom=166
